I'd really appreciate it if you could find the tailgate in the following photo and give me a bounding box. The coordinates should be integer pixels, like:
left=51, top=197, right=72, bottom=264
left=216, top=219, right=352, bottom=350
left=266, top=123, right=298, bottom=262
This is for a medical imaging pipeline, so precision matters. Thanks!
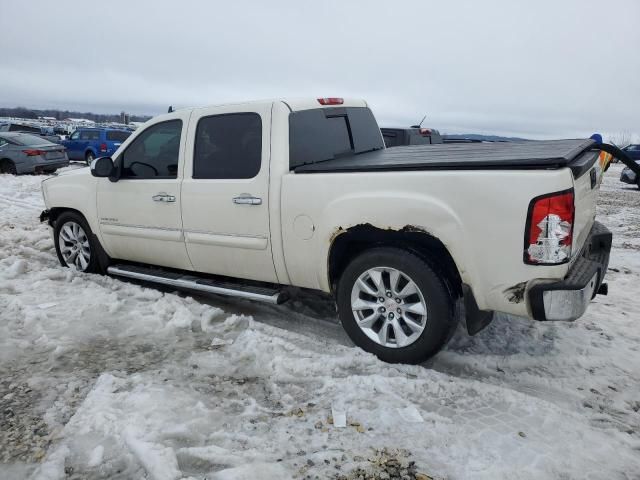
left=570, top=150, right=602, bottom=263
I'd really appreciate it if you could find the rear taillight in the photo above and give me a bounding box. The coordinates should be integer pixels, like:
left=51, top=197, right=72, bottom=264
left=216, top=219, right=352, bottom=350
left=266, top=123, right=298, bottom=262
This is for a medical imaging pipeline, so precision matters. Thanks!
left=524, top=189, right=574, bottom=265
left=99, top=143, right=108, bottom=153
left=22, top=149, right=46, bottom=156
left=317, top=97, right=344, bottom=105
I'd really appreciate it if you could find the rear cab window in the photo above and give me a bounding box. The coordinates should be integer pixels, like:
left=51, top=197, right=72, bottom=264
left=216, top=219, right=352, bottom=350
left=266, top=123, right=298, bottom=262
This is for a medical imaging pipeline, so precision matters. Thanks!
left=381, top=128, right=403, bottom=148
left=289, top=107, right=383, bottom=170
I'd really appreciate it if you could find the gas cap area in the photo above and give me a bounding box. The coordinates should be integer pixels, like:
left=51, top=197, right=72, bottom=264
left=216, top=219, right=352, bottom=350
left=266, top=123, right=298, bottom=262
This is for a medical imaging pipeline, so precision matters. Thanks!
left=293, top=215, right=315, bottom=240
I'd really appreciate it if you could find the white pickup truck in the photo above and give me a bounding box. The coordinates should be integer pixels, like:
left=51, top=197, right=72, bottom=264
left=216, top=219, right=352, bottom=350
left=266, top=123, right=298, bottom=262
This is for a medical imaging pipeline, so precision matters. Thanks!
left=40, top=97, right=619, bottom=364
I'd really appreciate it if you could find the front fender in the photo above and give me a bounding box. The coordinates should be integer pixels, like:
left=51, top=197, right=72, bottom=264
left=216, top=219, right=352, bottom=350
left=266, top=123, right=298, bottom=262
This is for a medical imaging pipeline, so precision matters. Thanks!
left=41, top=169, right=100, bottom=235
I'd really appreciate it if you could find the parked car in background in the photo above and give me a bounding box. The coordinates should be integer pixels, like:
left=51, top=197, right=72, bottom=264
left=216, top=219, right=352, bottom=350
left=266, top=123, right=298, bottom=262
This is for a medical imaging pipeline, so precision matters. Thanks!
left=622, top=144, right=640, bottom=161
left=620, top=145, right=640, bottom=188
left=381, top=127, right=443, bottom=147
left=62, top=128, right=132, bottom=164
left=0, top=132, right=69, bottom=174
left=0, top=122, right=63, bottom=144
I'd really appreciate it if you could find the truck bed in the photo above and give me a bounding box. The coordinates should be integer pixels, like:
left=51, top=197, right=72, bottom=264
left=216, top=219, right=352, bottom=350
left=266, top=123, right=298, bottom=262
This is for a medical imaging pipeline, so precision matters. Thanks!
left=293, top=139, right=596, bottom=175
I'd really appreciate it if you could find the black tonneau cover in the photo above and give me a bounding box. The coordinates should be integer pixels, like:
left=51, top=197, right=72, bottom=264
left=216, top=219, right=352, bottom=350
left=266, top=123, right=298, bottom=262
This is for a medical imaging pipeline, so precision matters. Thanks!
left=294, top=139, right=596, bottom=174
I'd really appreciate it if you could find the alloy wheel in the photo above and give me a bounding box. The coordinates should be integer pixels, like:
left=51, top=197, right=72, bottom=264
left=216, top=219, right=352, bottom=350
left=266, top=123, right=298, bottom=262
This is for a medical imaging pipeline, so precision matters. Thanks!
left=58, top=221, right=91, bottom=271
left=350, top=266, right=428, bottom=348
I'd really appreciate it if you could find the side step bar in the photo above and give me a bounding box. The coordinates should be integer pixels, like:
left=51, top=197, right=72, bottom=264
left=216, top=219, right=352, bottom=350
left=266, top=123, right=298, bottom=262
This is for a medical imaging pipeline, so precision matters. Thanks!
left=107, top=264, right=288, bottom=305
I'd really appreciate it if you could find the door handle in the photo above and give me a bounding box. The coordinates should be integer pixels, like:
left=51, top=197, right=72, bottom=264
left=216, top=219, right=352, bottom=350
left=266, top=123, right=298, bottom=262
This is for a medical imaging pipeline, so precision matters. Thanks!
left=152, top=193, right=176, bottom=203
left=232, top=195, right=262, bottom=205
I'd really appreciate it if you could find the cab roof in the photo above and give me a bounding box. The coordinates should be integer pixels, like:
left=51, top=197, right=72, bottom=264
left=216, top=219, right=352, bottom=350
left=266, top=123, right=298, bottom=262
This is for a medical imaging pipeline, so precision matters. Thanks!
left=177, top=97, right=367, bottom=114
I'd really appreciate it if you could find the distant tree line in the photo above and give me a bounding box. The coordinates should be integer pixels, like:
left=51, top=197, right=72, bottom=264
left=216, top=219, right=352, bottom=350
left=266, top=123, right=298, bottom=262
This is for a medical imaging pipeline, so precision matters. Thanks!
left=0, top=106, right=152, bottom=123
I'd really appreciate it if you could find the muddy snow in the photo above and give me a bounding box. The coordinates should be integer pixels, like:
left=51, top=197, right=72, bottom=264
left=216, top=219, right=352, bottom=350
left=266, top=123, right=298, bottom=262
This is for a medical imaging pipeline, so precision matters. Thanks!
left=0, top=164, right=638, bottom=480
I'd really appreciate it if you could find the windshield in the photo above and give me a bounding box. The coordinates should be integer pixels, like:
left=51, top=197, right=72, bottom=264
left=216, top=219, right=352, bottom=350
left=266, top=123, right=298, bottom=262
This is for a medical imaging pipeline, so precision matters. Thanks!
left=289, top=107, right=383, bottom=169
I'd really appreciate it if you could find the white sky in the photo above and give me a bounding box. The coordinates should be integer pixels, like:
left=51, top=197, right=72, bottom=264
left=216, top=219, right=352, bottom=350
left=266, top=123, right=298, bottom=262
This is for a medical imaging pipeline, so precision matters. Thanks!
left=1, top=0, right=639, bottom=139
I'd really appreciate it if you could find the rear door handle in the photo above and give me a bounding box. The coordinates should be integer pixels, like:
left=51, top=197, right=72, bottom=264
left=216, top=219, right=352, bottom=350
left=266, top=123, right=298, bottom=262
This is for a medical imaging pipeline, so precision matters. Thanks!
left=233, top=195, right=262, bottom=205
left=152, top=193, right=176, bottom=203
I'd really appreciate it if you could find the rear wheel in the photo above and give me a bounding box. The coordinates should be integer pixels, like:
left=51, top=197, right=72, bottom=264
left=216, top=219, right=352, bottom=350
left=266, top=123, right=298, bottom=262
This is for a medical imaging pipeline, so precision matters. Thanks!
left=337, top=247, right=454, bottom=364
left=0, top=159, right=17, bottom=175
left=85, top=151, right=95, bottom=165
left=54, top=212, right=103, bottom=273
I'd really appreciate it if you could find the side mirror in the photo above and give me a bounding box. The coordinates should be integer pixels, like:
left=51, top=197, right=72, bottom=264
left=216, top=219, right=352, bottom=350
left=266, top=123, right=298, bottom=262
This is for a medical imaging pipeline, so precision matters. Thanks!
left=91, top=156, right=115, bottom=178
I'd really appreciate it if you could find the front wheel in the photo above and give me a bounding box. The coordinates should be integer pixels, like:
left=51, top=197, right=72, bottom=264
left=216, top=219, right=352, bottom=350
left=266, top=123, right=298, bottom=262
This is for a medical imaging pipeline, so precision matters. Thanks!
left=337, top=247, right=454, bottom=364
left=85, top=151, right=95, bottom=165
left=53, top=212, right=103, bottom=273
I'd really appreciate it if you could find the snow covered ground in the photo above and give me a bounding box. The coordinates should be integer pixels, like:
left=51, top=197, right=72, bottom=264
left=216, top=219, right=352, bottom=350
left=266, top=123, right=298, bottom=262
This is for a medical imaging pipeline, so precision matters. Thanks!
left=1, top=164, right=639, bottom=480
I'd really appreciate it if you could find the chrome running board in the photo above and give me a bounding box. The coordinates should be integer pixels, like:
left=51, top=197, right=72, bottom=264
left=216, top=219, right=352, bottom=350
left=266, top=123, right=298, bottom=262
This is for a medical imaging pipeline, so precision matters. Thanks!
left=107, top=264, right=288, bottom=305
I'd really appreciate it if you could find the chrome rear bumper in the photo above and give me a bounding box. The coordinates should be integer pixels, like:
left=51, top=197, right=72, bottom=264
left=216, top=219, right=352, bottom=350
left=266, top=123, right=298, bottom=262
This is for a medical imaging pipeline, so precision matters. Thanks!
left=528, top=221, right=611, bottom=321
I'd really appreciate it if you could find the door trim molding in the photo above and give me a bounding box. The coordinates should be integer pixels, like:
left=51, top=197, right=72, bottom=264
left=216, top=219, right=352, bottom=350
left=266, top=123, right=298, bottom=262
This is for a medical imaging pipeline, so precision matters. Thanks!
left=184, top=230, right=268, bottom=250
left=100, top=222, right=184, bottom=241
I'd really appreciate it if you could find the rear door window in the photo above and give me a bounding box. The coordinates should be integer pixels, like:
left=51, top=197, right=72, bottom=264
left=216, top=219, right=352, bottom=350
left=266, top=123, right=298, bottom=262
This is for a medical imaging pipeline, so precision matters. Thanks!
left=193, top=113, right=262, bottom=179
left=80, top=130, right=100, bottom=141
left=289, top=107, right=383, bottom=169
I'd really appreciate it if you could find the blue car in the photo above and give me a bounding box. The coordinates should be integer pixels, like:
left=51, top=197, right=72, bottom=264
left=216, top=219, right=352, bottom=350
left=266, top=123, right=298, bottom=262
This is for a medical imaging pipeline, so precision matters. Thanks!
left=62, top=128, right=131, bottom=164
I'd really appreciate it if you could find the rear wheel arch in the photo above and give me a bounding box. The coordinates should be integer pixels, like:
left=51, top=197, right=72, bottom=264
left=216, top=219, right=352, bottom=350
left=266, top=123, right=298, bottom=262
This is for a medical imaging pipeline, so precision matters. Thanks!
left=328, top=224, right=463, bottom=299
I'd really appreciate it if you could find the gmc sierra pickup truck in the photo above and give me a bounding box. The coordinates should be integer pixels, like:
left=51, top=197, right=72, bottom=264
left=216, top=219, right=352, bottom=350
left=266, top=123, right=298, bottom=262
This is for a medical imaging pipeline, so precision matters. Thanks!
left=39, top=97, right=636, bottom=364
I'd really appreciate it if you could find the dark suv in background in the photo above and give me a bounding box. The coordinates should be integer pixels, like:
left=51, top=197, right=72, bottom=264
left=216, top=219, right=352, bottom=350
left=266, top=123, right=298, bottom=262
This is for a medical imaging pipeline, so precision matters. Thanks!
left=380, top=127, right=443, bottom=147
left=62, top=128, right=131, bottom=164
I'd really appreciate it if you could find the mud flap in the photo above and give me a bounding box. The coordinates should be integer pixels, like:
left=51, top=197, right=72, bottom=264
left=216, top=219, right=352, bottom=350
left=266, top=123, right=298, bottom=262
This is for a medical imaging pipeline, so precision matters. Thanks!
left=463, top=284, right=495, bottom=335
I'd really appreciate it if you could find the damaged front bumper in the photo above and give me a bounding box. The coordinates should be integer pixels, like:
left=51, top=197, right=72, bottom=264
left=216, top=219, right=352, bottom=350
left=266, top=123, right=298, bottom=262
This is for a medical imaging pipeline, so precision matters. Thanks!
left=528, top=221, right=611, bottom=321
left=40, top=209, right=50, bottom=223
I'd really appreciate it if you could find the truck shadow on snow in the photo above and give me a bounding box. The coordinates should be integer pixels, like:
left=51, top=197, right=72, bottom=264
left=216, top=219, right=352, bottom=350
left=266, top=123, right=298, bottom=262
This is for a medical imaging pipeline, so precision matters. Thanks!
left=192, top=286, right=558, bottom=360
left=105, top=277, right=559, bottom=364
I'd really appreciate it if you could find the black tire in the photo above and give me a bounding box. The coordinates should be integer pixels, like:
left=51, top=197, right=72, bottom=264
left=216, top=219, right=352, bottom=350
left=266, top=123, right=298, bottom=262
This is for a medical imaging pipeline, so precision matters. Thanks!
left=53, top=211, right=105, bottom=274
left=43, top=168, right=57, bottom=174
left=337, top=247, right=454, bottom=364
left=0, top=159, right=17, bottom=175
left=85, top=151, right=95, bottom=165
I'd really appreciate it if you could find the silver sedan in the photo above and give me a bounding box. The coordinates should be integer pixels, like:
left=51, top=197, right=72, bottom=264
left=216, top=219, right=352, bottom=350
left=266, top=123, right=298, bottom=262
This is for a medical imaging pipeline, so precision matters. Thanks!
left=0, top=132, right=69, bottom=174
